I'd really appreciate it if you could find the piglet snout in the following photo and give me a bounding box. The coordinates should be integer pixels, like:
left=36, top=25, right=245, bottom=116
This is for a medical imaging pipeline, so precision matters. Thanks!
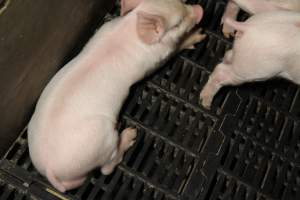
left=192, top=5, right=203, bottom=24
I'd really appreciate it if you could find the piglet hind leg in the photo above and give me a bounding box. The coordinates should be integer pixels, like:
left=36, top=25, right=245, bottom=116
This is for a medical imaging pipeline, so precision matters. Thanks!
left=46, top=169, right=86, bottom=193
left=61, top=177, right=87, bottom=191
left=101, top=128, right=137, bottom=175
left=199, top=61, right=242, bottom=109
left=222, top=1, right=240, bottom=38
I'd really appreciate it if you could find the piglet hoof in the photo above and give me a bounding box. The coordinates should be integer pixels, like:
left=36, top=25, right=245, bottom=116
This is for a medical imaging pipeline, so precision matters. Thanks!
left=101, top=165, right=114, bottom=175
left=180, top=29, right=206, bottom=50
left=222, top=24, right=235, bottom=38
left=196, top=33, right=207, bottom=42
left=199, top=92, right=212, bottom=109
left=193, top=28, right=207, bottom=42
left=120, top=127, right=137, bottom=151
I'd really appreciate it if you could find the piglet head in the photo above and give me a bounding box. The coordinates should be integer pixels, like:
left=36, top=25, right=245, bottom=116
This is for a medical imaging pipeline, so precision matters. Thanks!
left=121, top=0, right=203, bottom=45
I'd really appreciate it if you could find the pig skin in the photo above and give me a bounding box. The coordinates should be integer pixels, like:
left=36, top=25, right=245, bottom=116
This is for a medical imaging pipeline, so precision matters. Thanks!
left=28, top=0, right=205, bottom=193
left=222, top=0, right=300, bottom=38
left=200, top=11, right=300, bottom=108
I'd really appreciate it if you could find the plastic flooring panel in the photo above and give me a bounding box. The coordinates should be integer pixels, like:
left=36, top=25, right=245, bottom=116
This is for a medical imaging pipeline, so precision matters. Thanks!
left=0, top=0, right=300, bottom=199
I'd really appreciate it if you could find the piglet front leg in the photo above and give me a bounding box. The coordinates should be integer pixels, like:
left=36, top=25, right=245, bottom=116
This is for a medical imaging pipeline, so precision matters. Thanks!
left=199, top=50, right=241, bottom=108
left=179, top=28, right=206, bottom=50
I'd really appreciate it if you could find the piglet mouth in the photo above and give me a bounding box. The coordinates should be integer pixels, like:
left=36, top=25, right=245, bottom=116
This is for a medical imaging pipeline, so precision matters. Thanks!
left=192, top=5, right=203, bottom=24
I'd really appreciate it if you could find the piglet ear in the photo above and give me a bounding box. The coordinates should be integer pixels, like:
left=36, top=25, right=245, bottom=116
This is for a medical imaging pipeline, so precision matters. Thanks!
left=136, top=11, right=166, bottom=44
left=121, top=0, right=143, bottom=16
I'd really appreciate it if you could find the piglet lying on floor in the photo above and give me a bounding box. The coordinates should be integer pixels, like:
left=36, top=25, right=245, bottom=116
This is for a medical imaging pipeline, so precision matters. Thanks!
left=28, top=0, right=205, bottom=193
left=200, top=10, right=300, bottom=109
left=222, top=0, right=300, bottom=37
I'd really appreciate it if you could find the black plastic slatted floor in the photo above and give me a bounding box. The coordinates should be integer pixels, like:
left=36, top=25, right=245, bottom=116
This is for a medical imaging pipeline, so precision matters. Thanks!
left=1, top=0, right=300, bottom=199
